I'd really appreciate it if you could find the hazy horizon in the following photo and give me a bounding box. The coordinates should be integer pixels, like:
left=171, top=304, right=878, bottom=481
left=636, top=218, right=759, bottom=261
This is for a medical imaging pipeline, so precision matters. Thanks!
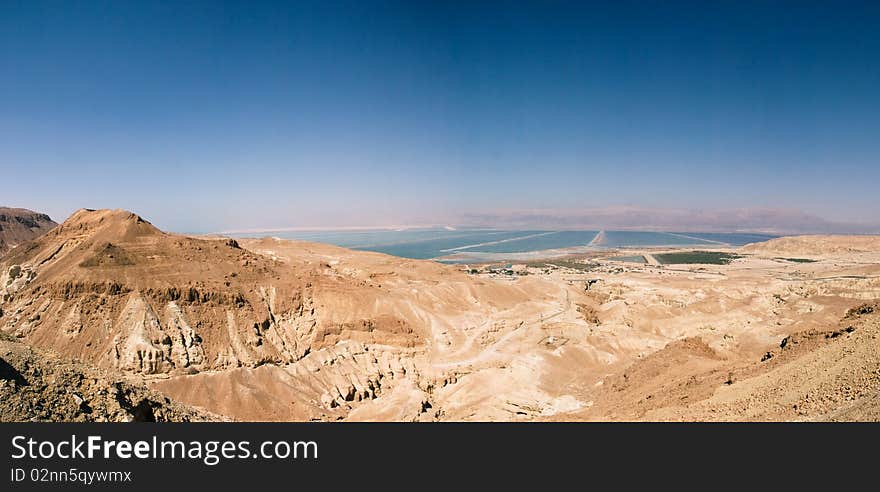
left=209, top=205, right=876, bottom=236
left=5, top=204, right=875, bottom=236
left=3, top=2, right=879, bottom=233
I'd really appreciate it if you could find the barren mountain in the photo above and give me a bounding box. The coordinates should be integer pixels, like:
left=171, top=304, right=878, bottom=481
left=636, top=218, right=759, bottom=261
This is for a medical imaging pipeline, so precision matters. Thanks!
left=1, top=209, right=878, bottom=421
left=0, top=209, right=332, bottom=375
left=0, top=207, right=57, bottom=256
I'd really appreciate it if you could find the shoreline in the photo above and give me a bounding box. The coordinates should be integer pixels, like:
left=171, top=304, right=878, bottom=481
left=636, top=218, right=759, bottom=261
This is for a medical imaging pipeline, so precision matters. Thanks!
left=435, top=243, right=739, bottom=264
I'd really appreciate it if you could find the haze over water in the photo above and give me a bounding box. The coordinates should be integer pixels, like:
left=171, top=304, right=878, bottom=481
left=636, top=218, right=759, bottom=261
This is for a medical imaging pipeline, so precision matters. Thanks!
left=233, top=229, right=777, bottom=261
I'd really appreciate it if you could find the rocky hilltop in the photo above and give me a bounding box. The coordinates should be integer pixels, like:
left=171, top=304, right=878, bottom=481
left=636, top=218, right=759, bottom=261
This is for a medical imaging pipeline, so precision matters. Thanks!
left=0, top=208, right=325, bottom=375
left=0, top=207, right=57, bottom=256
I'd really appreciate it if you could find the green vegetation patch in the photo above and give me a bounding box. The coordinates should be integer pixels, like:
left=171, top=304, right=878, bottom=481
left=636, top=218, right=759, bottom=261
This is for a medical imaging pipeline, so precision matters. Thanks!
left=654, top=251, right=742, bottom=265
left=777, top=257, right=817, bottom=263
left=525, top=260, right=596, bottom=272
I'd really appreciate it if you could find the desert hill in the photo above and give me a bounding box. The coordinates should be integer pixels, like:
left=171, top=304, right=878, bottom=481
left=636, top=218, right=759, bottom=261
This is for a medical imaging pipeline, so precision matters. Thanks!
left=1, top=208, right=312, bottom=375
left=0, top=207, right=57, bottom=256
left=742, top=234, right=880, bottom=256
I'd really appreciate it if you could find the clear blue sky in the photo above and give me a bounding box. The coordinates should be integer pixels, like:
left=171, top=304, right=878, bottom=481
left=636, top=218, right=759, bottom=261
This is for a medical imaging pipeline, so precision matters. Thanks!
left=2, top=1, right=878, bottom=232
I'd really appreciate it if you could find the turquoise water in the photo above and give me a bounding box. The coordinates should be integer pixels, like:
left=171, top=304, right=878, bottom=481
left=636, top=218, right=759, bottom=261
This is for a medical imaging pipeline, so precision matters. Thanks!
left=352, top=230, right=530, bottom=259
left=597, top=231, right=774, bottom=248
left=597, top=231, right=705, bottom=247
left=450, top=230, right=600, bottom=254
left=668, top=232, right=777, bottom=245
left=234, top=229, right=777, bottom=260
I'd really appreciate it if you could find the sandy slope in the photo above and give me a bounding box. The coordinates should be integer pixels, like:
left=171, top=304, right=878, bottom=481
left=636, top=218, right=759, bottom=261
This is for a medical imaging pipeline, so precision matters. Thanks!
left=577, top=303, right=880, bottom=421
left=742, top=234, right=880, bottom=256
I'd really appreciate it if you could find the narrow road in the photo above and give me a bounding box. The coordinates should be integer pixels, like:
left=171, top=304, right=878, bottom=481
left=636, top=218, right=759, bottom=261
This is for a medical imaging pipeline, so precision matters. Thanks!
left=643, top=253, right=660, bottom=266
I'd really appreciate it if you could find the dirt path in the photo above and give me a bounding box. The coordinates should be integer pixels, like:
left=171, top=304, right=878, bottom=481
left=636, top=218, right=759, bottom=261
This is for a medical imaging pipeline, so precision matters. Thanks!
left=433, top=289, right=571, bottom=370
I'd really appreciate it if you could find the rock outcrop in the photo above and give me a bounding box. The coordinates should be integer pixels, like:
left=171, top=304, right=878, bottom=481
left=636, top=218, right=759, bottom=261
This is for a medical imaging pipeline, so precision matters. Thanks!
left=0, top=333, right=215, bottom=422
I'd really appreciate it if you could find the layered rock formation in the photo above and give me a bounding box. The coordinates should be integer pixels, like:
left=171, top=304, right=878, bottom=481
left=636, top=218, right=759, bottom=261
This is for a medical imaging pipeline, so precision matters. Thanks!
left=0, top=209, right=331, bottom=375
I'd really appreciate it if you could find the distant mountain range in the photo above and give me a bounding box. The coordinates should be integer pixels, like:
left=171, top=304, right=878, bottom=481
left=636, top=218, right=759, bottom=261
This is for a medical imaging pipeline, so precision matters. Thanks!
left=455, top=207, right=880, bottom=235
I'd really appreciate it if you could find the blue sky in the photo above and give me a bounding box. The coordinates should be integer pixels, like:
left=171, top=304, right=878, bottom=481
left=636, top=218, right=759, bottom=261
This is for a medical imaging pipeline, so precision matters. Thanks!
left=1, top=1, right=878, bottom=232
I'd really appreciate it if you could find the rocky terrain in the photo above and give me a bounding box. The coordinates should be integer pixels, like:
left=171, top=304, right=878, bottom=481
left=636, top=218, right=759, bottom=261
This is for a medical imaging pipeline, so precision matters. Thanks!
left=1, top=208, right=878, bottom=421
left=0, top=207, right=57, bottom=256
left=0, top=332, right=214, bottom=422
left=574, top=303, right=880, bottom=421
